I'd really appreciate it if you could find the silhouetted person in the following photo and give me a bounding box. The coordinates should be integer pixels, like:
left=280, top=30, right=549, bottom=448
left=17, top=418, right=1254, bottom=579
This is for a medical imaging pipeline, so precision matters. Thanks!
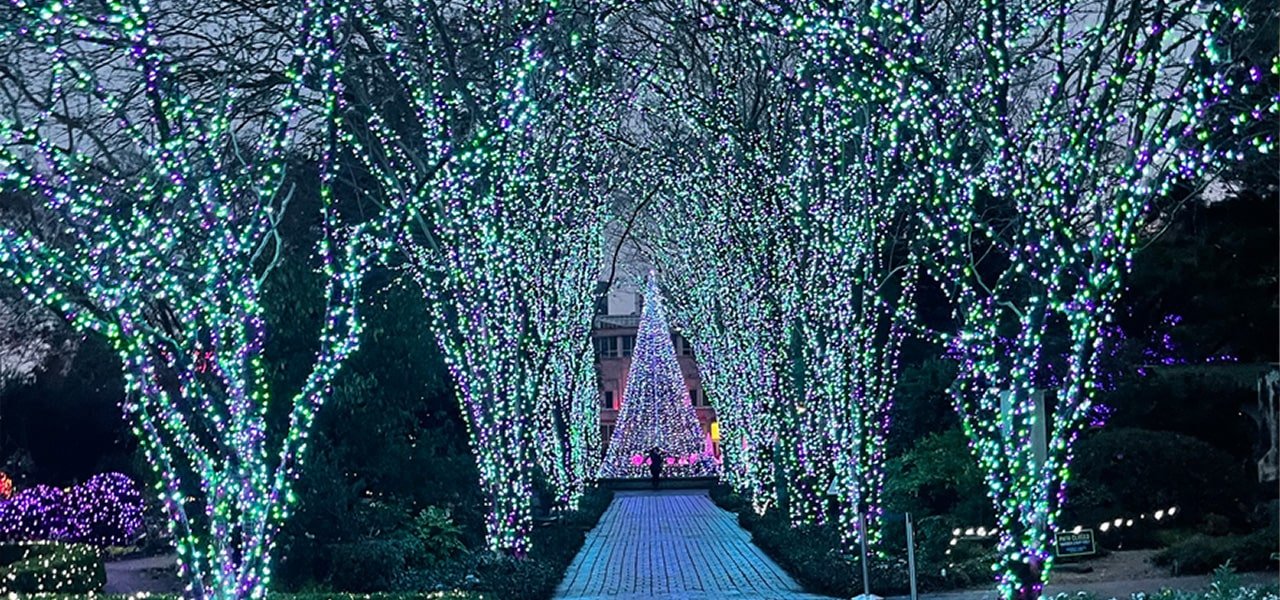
left=647, top=447, right=665, bottom=489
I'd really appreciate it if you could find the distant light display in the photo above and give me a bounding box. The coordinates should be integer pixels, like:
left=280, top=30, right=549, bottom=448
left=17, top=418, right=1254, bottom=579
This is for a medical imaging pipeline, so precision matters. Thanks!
left=599, top=277, right=716, bottom=479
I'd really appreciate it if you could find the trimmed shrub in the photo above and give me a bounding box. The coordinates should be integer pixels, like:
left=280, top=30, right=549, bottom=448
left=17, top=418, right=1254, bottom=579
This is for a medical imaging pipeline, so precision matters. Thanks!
left=470, top=487, right=613, bottom=600
left=0, top=473, right=145, bottom=547
left=0, top=486, right=72, bottom=542
left=388, top=487, right=614, bottom=599
left=0, top=541, right=105, bottom=594
left=711, top=485, right=996, bottom=596
left=882, top=428, right=988, bottom=523
left=1067, top=428, right=1246, bottom=532
left=1153, top=530, right=1279, bottom=574
left=65, top=472, right=145, bottom=546
left=328, top=535, right=426, bottom=592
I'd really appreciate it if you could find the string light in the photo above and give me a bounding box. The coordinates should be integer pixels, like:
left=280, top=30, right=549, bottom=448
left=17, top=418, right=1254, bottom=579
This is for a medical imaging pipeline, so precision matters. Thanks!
left=0, top=541, right=105, bottom=594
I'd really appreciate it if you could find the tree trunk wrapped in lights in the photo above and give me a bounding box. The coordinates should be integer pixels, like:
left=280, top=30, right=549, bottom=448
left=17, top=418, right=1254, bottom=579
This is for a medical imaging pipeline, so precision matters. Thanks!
left=526, top=155, right=610, bottom=509
left=0, top=1, right=368, bottom=597
left=641, top=151, right=780, bottom=507
left=333, top=0, right=614, bottom=553
left=782, top=6, right=930, bottom=547
left=914, top=0, right=1263, bottom=596
left=617, top=1, right=924, bottom=538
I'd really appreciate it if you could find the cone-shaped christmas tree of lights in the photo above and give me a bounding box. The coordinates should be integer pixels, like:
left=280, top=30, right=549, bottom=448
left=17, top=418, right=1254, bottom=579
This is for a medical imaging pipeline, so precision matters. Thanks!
left=599, top=276, right=717, bottom=478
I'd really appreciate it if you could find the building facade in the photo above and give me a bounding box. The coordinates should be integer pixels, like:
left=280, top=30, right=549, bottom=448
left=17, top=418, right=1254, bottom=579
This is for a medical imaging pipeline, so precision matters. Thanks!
left=592, top=287, right=719, bottom=459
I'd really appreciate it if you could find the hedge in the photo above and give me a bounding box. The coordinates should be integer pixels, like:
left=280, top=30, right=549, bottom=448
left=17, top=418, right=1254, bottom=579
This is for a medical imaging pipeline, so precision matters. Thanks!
left=708, top=485, right=995, bottom=596
left=1153, top=530, right=1279, bottom=575
left=0, top=542, right=105, bottom=595
left=393, top=487, right=615, bottom=600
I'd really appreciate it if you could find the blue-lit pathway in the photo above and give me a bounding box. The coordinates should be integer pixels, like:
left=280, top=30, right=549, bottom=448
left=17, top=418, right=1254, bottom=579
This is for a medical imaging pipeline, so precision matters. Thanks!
left=554, top=489, right=834, bottom=600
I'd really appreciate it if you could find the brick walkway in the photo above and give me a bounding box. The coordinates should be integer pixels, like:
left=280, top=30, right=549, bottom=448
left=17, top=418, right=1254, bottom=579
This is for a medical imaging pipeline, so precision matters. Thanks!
left=554, top=489, right=835, bottom=600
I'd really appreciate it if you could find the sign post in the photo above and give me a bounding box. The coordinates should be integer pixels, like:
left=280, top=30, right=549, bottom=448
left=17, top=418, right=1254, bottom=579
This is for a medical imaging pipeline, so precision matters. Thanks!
left=1054, top=529, right=1097, bottom=558
left=859, top=510, right=872, bottom=600
left=906, top=513, right=919, bottom=600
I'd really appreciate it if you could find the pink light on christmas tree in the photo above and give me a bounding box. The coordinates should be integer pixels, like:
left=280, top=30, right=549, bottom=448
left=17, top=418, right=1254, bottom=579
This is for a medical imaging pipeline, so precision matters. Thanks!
left=599, top=276, right=717, bottom=479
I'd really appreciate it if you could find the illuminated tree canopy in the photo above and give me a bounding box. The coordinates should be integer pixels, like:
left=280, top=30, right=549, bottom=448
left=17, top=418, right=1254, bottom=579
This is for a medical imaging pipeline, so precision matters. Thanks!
left=0, top=0, right=1271, bottom=598
left=0, top=0, right=367, bottom=597
left=330, top=0, right=619, bottom=555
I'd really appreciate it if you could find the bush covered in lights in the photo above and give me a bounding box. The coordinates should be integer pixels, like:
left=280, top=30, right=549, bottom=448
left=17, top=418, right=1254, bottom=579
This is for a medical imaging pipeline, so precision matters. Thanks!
left=65, top=473, right=146, bottom=547
left=0, top=541, right=105, bottom=594
left=0, top=472, right=144, bottom=547
left=0, top=486, right=71, bottom=543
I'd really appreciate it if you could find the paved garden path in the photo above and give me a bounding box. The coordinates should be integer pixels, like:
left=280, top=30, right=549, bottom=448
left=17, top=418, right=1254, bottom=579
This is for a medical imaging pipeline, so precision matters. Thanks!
left=554, top=489, right=834, bottom=600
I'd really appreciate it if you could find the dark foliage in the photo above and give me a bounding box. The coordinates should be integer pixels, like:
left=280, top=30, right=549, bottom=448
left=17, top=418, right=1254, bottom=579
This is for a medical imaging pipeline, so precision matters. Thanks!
left=1153, top=530, right=1279, bottom=575
left=710, top=485, right=995, bottom=596
left=0, top=333, right=131, bottom=485
left=470, top=488, right=614, bottom=600
left=1100, top=371, right=1262, bottom=465
left=883, top=427, right=988, bottom=524
left=389, top=487, right=614, bottom=600
left=887, top=357, right=960, bottom=457
left=1122, top=194, right=1278, bottom=365
left=271, top=279, right=479, bottom=592
left=1066, top=428, right=1250, bottom=535
left=268, top=230, right=610, bottom=597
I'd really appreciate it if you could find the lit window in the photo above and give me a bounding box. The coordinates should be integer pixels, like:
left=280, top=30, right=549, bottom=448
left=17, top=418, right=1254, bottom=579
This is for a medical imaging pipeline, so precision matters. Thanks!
left=595, top=336, right=618, bottom=357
